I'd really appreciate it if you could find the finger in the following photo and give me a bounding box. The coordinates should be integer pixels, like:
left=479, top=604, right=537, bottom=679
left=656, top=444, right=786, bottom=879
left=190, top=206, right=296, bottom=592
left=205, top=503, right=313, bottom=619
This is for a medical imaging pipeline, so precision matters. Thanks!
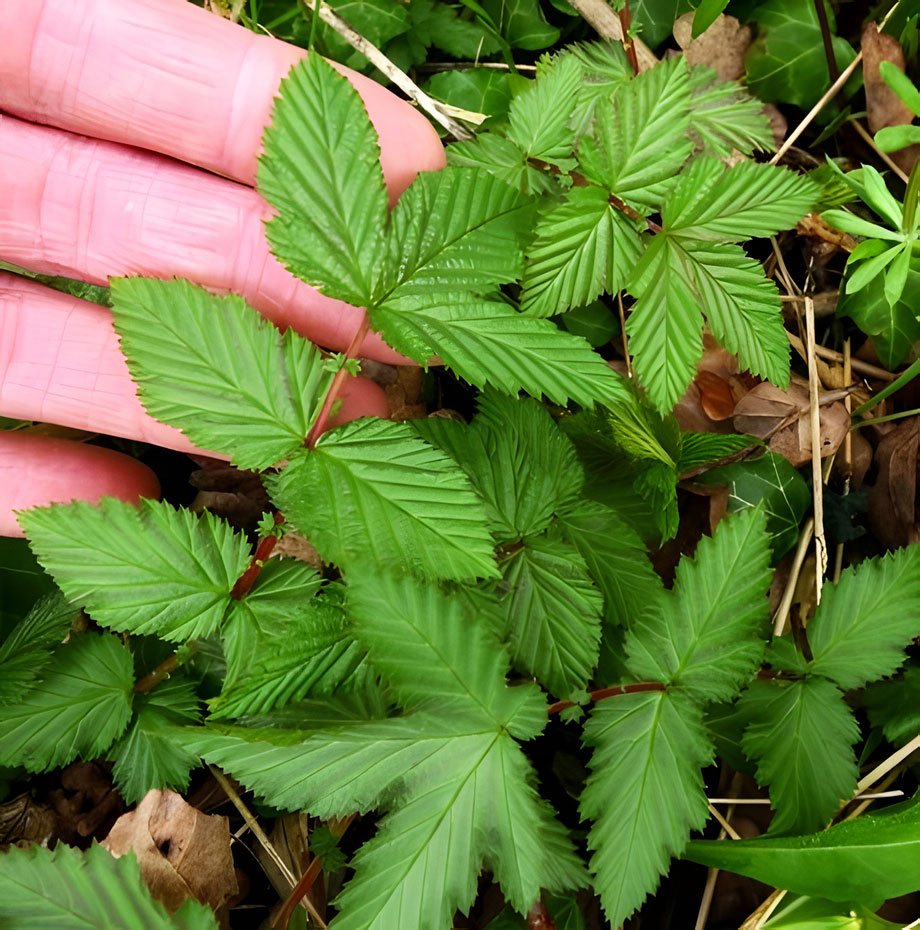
left=0, top=0, right=444, bottom=197
left=0, top=115, right=403, bottom=364
left=0, top=273, right=387, bottom=455
left=0, top=430, right=160, bottom=538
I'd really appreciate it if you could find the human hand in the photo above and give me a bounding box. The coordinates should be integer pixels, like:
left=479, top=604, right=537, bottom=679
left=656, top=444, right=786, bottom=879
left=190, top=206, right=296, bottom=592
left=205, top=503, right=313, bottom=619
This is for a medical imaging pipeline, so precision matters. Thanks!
left=0, top=0, right=444, bottom=536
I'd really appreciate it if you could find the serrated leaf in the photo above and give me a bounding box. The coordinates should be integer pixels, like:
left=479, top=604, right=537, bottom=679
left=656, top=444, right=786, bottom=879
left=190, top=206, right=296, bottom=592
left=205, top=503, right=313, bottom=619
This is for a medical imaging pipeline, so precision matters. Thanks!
left=259, top=55, right=387, bottom=306
left=0, top=593, right=77, bottom=705
left=447, top=134, right=559, bottom=196
left=498, top=533, right=603, bottom=699
left=685, top=796, right=920, bottom=905
left=626, top=509, right=772, bottom=702
left=677, top=432, right=759, bottom=473
left=557, top=500, right=663, bottom=627
left=507, top=55, right=580, bottom=168
left=20, top=499, right=250, bottom=642
left=0, top=843, right=218, bottom=930
left=372, top=296, right=631, bottom=407
left=110, top=676, right=201, bottom=804
left=581, top=690, right=712, bottom=928
left=664, top=159, right=816, bottom=242
left=865, top=666, right=920, bottom=747
left=267, top=419, right=497, bottom=582
left=415, top=391, right=584, bottom=541
left=378, top=168, right=529, bottom=303
left=0, top=633, right=134, bottom=772
left=561, top=41, right=632, bottom=137
left=806, top=544, right=920, bottom=689
left=521, top=187, right=642, bottom=317
left=626, top=235, right=705, bottom=412
left=110, top=278, right=331, bottom=470
left=687, top=67, right=774, bottom=156
left=577, top=56, right=692, bottom=209
left=740, top=677, right=859, bottom=834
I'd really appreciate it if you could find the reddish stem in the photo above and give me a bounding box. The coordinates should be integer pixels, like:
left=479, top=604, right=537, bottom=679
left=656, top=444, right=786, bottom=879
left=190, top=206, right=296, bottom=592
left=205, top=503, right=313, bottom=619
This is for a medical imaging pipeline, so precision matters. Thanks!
left=305, top=314, right=371, bottom=448
left=548, top=680, right=666, bottom=715
left=527, top=899, right=556, bottom=930
left=619, top=1, right=639, bottom=75
left=230, top=511, right=285, bottom=600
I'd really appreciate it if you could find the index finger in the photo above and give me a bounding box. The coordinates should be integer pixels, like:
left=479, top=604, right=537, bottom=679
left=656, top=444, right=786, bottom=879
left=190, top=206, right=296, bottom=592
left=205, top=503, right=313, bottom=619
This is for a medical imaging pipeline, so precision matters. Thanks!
left=0, top=0, right=444, bottom=197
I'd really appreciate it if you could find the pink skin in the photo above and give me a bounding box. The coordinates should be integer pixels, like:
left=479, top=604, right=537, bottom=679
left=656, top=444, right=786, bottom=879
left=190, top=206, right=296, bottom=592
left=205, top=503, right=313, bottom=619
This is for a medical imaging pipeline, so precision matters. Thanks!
left=0, top=0, right=439, bottom=536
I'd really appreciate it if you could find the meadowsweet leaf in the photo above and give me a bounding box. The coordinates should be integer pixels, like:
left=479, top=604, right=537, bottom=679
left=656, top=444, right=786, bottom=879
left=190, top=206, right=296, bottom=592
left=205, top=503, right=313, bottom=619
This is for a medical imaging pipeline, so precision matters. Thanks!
left=557, top=500, right=663, bottom=627
left=507, top=55, right=581, bottom=169
left=259, top=55, right=387, bottom=306
left=680, top=241, right=790, bottom=386
left=0, top=843, right=218, bottom=930
left=806, top=544, right=920, bottom=689
left=498, top=533, right=603, bottom=699
left=110, top=278, right=331, bottom=470
left=0, top=633, right=134, bottom=772
left=687, top=67, right=774, bottom=157
left=415, top=391, right=584, bottom=541
left=663, top=159, right=816, bottom=242
left=740, top=677, right=859, bottom=834
left=626, top=235, right=704, bottom=412
left=577, top=56, right=693, bottom=209
left=211, top=563, right=364, bottom=719
left=109, top=676, right=202, bottom=804
left=582, top=690, right=712, bottom=928
left=447, top=134, right=559, bottom=197
left=0, top=593, right=77, bottom=705
left=865, top=667, right=920, bottom=747
left=267, top=419, right=497, bottom=582
left=20, top=499, right=249, bottom=642
left=561, top=41, right=632, bottom=137
left=372, top=296, right=631, bottom=407
left=521, top=187, right=643, bottom=317
left=676, top=432, right=759, bottom=473
left=626, top=509, right=772, bottom=703
left=685, top=796, right=920, bottom=904
left=190, top=575, right=585, bottom=929
left=379, top=168, right=530, bottom=303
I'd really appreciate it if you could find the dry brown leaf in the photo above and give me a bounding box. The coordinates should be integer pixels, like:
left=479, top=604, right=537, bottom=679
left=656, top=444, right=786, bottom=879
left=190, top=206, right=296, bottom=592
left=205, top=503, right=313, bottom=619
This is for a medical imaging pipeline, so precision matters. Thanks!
left=0, top=794, right=56, bottom=846
left=102, top=789, right=238, bottom=918
left=673, top=13, right=751, bottom=81
left=867, top=416, right=919, bottom=548
left=862, top=22, right=920, bottom=174
left=833, top=428, right=874, bottom=489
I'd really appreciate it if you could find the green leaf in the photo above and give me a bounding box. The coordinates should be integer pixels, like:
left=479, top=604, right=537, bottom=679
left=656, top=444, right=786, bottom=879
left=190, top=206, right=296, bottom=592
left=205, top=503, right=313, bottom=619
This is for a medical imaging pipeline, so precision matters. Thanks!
left=763, top=896, right=901, bottom=930
left=577, top=56, right=692, bottom=209
left=632, top=0, right=693, bottom=47
left=0, top=593, right=77, bottom=705
left=110, top=676, right=202, bottom=804
left=498, top=533, right=603, bottom=699
left=0, top=537, right=56, bottom=628
left=695, top=452, right=810, bottom=557
left=561, top=301, right=618, bottom=346
left=212, top=564, right=364, bottom=719
left=691, top=0, right=729, bottom=38
left=865, top=666, right=920, bottom=747
left=507, top=55, right=580, bottom=168
left=372, top=296, right=631, bottom=407
left=481, top=0, right=559, bottom=50
left=259, top=54, right=387, bottom=306
left=408, top=0, right=503, bottom=59
left=626, top=235, right=705, bottom=412
left=20, top=499, right=250, bottom=642
left=806, top=544, right=920, bottom=690
left=875, top=123, right=920, bottom=153
left=267, top=419, right=498, bottom=582
left=425, top=69, right=523, bottom=119
left=686, top=67, right=774, bottom=157
left=448, top=133, right=558, bottom=197
left=879, top=61, right=920, bottom=117
left=557, top=500, right=663, bottom=627
left=677, top=432, right=759, bottom=473
left=379, top=168, right=529, bottom=304
left=685, top=796, right=920, bottom=904
left=0, top=843, right=218, bottom=930
left=0, top=633, right=134, bottom=772
left=582, top=690, right=712, bottom=928
left=415, top=391, right=584, bottom=541
left=740, top=677, right=859, bottom=835
left=561, top=41, right=632, bottom=137
left=745, top=0, right=857, bottom=110
left=664, top=159, right=816, bottom=242
left=521, top=187, right=643, bottom=317
left=626, top=508, right=772, bottom=702
left=110, top=278, right=331, bottom=470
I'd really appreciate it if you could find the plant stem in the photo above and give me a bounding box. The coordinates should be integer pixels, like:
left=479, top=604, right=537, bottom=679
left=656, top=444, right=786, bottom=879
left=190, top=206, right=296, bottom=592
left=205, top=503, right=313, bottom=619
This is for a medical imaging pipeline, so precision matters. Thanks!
left=527, top=898, right=556, bottom=930
left=134, top=642, right=198, bottom=694
left=548, top=681, right=666, bottom=715
left=230, top=512, right=285, bottom=599
left=618, top=0, right=639, bottom=75
left=305, top=314, right=371, bottom=449
left=812, top=0, right=839, bottom=83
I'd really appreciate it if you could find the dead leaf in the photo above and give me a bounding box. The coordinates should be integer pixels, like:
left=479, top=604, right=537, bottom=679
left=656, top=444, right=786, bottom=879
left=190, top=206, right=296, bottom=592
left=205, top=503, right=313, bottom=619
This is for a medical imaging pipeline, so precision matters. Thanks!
left=102, top=790, right=238, bottom=919
left=833, top=428, right=874, bottom=489
left=867, top=416, right=919, bottom=548
left=273, top=531, right=323, bottom=569
left=696, top=369, right=738, bottom=420
left=862, top=22, right=920, bottom=175
left=732, top=382, right=849, bottom=466
left=673, top=13, right=751, bottom=81
left=0, top=794, right=56, bottom=846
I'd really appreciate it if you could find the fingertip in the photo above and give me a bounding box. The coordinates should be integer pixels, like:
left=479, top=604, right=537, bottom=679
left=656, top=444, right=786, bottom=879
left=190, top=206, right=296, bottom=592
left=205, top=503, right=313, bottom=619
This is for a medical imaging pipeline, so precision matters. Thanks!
left=1, top=432, right=160, bottom=538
